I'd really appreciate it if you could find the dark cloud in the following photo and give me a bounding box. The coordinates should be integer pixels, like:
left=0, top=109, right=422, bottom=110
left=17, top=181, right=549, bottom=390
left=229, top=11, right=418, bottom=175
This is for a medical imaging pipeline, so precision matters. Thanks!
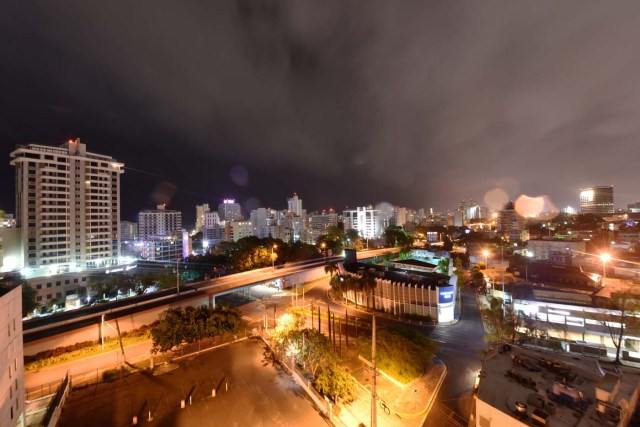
left=2, top=1, right=640, bottom=225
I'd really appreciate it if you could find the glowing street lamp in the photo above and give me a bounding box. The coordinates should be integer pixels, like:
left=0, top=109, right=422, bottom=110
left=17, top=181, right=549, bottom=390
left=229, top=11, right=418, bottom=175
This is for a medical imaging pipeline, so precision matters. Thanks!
left=482, top=250, right=489, bottom=269
left=321, top=242, right=327, bottom=262
left=600, top=253, right=611, bottom=286
left=271, top=244, right=278, bottom=270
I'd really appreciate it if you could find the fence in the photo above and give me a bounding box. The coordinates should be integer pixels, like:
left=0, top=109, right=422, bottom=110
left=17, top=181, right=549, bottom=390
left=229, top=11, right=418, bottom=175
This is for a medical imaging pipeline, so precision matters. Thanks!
left=41, top=372, right=70, bottom=427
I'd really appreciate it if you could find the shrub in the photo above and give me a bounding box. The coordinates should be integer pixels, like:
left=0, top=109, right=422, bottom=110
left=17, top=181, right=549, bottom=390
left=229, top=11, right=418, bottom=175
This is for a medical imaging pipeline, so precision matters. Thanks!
left=102, top=366, right=130, bottom=382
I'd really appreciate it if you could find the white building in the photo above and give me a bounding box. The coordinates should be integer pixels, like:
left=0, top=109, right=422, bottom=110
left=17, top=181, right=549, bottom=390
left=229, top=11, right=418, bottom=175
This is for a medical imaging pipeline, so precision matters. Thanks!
left=203, top=211, right=224, bottom=247
left=343, top=206, right=384, bottom=239
left=195, top=203, right=210, bottom=232
left=138, top=205, right=182, bottom=240
left=527, top=238, right=586, bottom=261
left=224, top=221, right=253, bottom=242
left=10, top=139, right=123, bottom=277
left=287, top=193, right=303, bottom=217
left=250, top=208, right=277, bottom=239
left=0, top=285, right=25, bottom=427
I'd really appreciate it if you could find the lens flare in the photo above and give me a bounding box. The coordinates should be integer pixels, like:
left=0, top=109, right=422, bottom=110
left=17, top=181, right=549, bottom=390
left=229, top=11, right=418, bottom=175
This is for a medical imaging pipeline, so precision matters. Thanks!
left=484, top=188, right=509, bottom=211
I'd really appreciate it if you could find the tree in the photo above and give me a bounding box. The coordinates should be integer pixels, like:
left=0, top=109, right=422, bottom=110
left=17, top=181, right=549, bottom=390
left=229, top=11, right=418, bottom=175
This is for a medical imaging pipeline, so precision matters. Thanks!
left=382, top=251, right=394, bottom=270
left=437, top=257, right=450, bottom=274
left=314, top=363, right=356, bottom=403
left=481, top=297, right=523, bottom=343
left=359, top=271, right=378, bottom=310
left=289, top=328, right=335, bottom=376
left=593, top=290, right=640, bottom=364
left=21, top=282, right=38, bottom=317
left=151, top=305, right=241, bottom=353
left=324, top=262, right=339, bottom=279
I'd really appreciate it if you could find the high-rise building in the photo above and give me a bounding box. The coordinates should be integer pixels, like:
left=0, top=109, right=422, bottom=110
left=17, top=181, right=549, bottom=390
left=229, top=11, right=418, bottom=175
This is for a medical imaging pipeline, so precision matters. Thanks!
left=497, top=201, right=526, bottom=241
left=120, top=221, right=138, bottom=241
left=10, top=139, right=123, bottom=276
left=0, top=284, right=25, bottom=427
left=627, top=201, right=640, bottom=213
left=343, top=206, right=383, bottom=239
left=202, top=211, right=224, bottom=246
left=218, top=199, right=243, bottom=222
left=195, top=203, right=210, bottom=232
left=580, top=185, right=614, bottom=215
left=250, top=208, right=277, bottom=239
left=138, top=205, right=182, bottom=240
left=224, top=221, right=253, bottom=242
left=287, top=193, right=303, bottom=216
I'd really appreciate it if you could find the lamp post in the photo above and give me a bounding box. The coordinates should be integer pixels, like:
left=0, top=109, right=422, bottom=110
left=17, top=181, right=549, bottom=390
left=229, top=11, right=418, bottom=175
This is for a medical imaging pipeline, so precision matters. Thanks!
left=271, top=244, right=277, bottom=271
left=600, top=253, right=610, bottom=286
left=482, top=249, right=489, bottom=269
left=321, top=242, right=327, bottom=262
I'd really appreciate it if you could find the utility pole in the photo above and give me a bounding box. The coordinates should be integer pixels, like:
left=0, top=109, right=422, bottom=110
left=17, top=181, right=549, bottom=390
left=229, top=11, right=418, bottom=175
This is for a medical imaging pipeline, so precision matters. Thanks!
left=345, top=307, right=349, bottom=347
left=176, top=257, right=180, bottom=295
left=501, top=238, right=505, bottom=316
left=371, top=314, right=377, bottom=427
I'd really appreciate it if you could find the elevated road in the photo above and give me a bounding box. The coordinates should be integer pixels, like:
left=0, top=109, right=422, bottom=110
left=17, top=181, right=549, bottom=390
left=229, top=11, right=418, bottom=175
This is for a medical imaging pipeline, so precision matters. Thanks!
left=23, top=248, right=397, bottom=344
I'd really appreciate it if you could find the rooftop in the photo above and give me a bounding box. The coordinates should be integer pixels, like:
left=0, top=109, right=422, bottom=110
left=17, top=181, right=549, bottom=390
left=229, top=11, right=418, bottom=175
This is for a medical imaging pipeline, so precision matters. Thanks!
left=345, top=262, right=450, bottom=287
left=477, top=343, right=640, bottom=427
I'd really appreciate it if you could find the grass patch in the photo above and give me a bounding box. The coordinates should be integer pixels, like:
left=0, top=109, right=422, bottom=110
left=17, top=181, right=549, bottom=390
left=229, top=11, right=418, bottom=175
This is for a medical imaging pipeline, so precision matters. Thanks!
left=357, top=326, right=435, bottom=384
left=25, top=326, right=151, bottom=372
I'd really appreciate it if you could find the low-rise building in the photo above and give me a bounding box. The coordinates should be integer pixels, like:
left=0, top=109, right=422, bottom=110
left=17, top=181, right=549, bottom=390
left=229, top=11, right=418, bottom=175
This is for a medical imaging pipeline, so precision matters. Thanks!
left=475, top=343, right=640, bottom=427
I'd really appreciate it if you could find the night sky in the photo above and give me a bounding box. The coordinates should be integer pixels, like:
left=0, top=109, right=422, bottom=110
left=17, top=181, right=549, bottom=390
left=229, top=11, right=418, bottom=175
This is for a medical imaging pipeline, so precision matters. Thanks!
left=2, top=1, right=640, bottom=227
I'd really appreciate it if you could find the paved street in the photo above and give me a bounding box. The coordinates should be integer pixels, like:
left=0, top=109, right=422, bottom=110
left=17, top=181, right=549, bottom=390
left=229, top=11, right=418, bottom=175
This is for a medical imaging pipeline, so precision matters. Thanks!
left=57, top=339, right=329, bottom=427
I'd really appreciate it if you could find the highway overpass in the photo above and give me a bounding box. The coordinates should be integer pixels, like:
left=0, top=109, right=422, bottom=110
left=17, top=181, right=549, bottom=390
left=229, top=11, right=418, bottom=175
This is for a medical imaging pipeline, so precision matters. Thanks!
left=23, top=248, right=398, bottom=354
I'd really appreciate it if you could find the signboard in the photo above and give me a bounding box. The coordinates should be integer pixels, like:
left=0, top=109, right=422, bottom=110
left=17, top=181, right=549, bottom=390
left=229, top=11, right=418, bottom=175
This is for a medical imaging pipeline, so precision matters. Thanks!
left=438, top=286, right=455, bottom=304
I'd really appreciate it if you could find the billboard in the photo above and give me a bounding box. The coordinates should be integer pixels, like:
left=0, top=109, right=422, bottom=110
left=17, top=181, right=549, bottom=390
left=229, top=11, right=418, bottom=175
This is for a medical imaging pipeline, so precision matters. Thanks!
left=438, top=286, right=455, bottom=304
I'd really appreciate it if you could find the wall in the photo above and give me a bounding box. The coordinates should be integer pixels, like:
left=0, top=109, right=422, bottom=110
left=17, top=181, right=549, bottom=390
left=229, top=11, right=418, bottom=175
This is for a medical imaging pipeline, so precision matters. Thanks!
left=1, top=286, right=25, bottom=427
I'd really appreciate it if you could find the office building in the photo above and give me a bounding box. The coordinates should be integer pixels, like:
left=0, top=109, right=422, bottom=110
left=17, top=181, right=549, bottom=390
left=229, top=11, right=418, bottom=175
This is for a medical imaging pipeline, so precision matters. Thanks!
left=218, top=199, right=243, bottom=222
left=120, top=221, right=137, bottom=242
left=224, top=221, right=253, bottom=242
left=138, top=205, right=182, bottom=240
left=0, top=284, right=25, bottom=427
left=250, top=208, right=277, bottom=239
left=527, top=237, right=586, bottom=262
left=0, top=212, right=16, bottom=228
left=343, top=206, right=384, bottom=239
left=10, top=139, right=123, bottom=277
left=203, top=211, right=224, bottom=246
left=195, top=203, right=210, bottom=232
left=308, top=210, right=338, bottom=242
left=580, top=185, right=614, bottom=215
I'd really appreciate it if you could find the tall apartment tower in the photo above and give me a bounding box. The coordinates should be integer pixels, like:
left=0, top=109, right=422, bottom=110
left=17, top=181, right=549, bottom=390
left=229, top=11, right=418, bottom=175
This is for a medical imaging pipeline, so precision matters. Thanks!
left=218, top=199, right=242, bottom=222
left=10, top=139, right=123, bottom=276
left=287, top=193, right=303, bottom=216
left=138, top=205, right=182, bottom=240
left=580, top=185, right=614, bottom=215
left=195, top=203, right=210, bottom=232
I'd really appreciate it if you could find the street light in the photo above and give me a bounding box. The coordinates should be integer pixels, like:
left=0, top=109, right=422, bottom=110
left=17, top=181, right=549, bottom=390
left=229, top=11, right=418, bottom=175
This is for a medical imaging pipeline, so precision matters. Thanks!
left=482, top=249, right=489, bottom=269
left=321, top=242, right=327, bottom=262
left=271, top=244, right=277, bottom=270
left=600, top=252, right=611, bottom=286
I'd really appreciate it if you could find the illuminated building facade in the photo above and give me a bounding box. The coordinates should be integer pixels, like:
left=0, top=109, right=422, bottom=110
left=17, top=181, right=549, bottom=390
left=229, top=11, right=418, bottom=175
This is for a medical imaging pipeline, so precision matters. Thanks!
left=10, top=139, right=123, bottom=277
left=580, top=185, right=614, bottom=215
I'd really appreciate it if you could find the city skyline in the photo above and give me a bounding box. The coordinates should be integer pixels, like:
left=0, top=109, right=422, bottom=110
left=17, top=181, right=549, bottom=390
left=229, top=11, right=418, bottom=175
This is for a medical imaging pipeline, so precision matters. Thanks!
left=3, top=3, right=640, bottom=221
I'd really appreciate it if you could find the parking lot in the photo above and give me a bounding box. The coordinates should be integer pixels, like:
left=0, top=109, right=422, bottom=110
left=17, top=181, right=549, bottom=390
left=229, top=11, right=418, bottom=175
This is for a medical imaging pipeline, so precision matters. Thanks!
left=58, top=338, right=329, bottom=427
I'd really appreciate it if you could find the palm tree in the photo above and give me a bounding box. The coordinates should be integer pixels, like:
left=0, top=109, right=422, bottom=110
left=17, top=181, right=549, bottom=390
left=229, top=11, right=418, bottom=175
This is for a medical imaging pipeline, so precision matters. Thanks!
left=324, top=262, right=339, bottom=279
left=360, top=272, right=378, bottom=310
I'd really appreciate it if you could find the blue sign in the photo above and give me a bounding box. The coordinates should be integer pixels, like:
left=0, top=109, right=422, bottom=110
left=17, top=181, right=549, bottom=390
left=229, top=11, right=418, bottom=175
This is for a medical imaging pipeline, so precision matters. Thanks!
left=438, top=286, right=455, bottom=304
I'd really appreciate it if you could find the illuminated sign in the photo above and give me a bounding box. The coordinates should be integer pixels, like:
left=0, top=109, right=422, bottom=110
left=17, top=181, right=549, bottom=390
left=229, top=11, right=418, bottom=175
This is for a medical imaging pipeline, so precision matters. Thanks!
left=438, top=286, right=455, bottom=304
